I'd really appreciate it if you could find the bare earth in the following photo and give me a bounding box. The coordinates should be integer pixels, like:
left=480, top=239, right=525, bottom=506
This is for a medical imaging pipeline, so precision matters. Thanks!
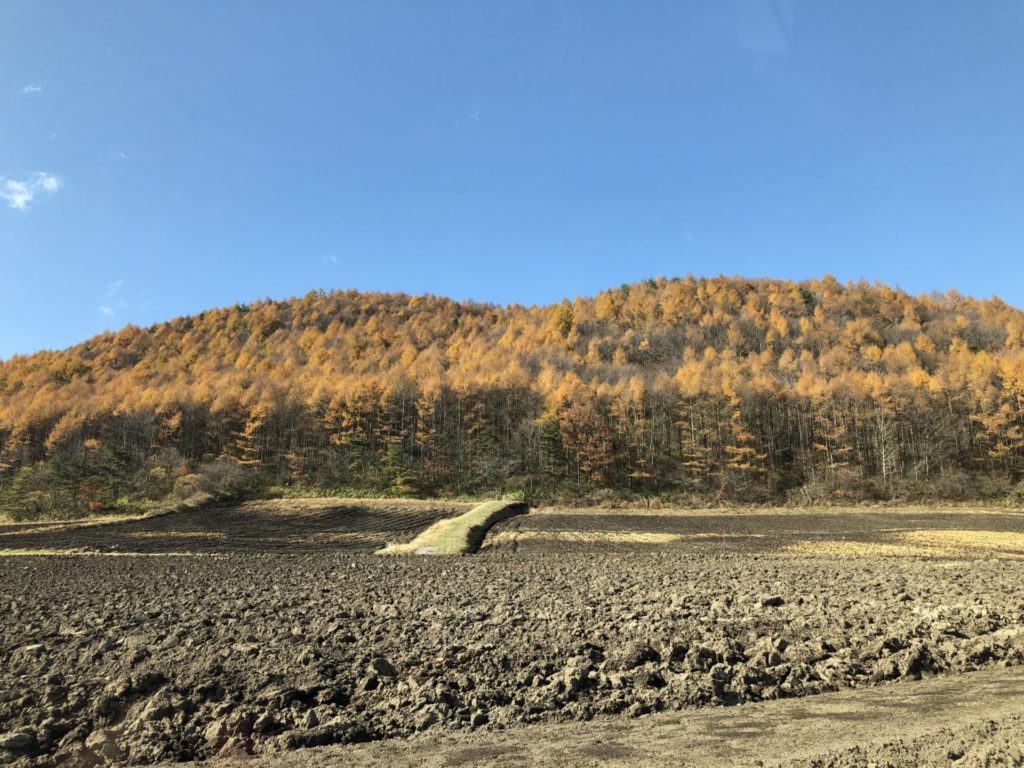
left=0, top=498, right=470, bottom=555
left=1, top=501, right=1023, bottom=767
left=219, top=666, right=1024, bottom=767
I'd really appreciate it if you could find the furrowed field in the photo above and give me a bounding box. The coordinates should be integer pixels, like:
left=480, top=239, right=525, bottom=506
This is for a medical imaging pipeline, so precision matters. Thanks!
left=2, top=501, right=1024, bottom=767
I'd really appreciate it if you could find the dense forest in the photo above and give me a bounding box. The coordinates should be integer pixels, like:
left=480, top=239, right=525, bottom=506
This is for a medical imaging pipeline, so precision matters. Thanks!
left=2, top=275, right=1023, bottom=518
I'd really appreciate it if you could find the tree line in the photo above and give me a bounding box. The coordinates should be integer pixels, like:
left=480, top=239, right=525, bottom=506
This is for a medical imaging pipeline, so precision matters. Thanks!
left=1, top=275, right=1022, bottom=517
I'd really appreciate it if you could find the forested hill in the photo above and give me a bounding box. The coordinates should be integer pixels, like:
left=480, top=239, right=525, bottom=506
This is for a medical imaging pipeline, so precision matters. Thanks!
left=2, top=275, right=1024, bottom=516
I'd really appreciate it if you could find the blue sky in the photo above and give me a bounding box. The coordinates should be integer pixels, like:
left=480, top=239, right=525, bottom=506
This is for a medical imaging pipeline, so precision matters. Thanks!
left=1, top=2, right=1023, bottom=359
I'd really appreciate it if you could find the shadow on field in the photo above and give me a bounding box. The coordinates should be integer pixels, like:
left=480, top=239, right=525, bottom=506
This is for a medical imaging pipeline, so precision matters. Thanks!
left=0, top=499, right=469, bottom=555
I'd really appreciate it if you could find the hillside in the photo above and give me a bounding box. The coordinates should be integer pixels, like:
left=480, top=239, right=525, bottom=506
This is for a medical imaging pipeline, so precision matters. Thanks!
left=1, top=275, right=1023, bottom=516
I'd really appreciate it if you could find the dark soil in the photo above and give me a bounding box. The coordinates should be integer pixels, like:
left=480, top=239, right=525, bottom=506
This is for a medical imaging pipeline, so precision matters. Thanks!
left=0, top=499, right=469, bottom=555
left=487, top=506, right=1024, bottom=554
left=1, top=503, right=1023, bottom=766
left=224, top=666, right=1024, bottom=767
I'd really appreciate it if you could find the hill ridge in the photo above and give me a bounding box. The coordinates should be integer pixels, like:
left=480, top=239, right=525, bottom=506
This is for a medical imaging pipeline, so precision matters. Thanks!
left=1, top=275, right=1022, bottom=515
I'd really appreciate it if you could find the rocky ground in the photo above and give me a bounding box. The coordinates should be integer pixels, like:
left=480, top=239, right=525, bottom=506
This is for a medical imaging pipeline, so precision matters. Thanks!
left=1, top=503, right=1023, bottom=766
left=226, top=665, right=1024, bottom=767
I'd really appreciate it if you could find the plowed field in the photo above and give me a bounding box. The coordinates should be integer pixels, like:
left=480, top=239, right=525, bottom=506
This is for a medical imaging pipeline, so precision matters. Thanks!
left=2, top=502, right=1023, bottom=767
left=0, top=498, right=469, bottom=555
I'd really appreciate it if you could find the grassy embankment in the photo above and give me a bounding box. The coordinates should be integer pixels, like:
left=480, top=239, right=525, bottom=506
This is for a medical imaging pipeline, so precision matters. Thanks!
left=378, top=500, right=528, bottom=555
left=0, top=491, right=214, bottom=528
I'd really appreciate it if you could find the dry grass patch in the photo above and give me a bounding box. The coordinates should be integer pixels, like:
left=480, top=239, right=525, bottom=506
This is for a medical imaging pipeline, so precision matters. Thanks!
left=784, top=529, right=1024, bottom=560
left=126, top=531, right=227, bottom=540
left=0, top=492, right=215, bottom=532
left=533, top=505, right=1024, bottom=518
left=782, top=540, right=944, bottom=559
left=0, top=513, right=156, bottom=534
left=269, top=532, right=370, bottom=546
left=378, top=501, right=527, bottom=555
left=484, top=530, right=768, bottom=547
left=902, top=529, right=1024, bottom=555
left=0, top=516, right=65, bottom=528
left=486, top=531, right=680, bottom=546
left=0, top=548, right=89, bottom=556
left=0, top=548, right=212, bottom=557
left=238, top=498, right=471, bottom=514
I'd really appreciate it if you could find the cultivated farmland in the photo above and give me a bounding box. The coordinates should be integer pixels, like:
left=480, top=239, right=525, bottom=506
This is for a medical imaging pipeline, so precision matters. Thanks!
left=2, top=502, right=1023, bottom=766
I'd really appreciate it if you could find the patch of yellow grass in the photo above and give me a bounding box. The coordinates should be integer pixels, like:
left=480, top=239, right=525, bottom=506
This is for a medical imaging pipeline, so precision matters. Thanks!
left=379, top=501, right=526, bottom=555
left=267, top=532, right=369, bottom=546
left=0, top=516, right=58, bottom=527
left=126, top=531, right=227, bottom=539
left=0, top=513, right=155, bottom=534
left=0, top=548, right=88, bottom=556
left=0, top=548, right=212, bottom=557
left=902, top=529, right=1024, bottom=554
left=783, top=529, right=1024, bottom=560
left=533, top=506, right=1024, bottom=518
left=486, top=530, right=680, bottom=546
left=0, top=493, right=215, bottom=532
left=485, top=530, right=767, bottom=547
left=782, top=540, right=943, bottom=559
left=238, top=497, right=472, bottom=514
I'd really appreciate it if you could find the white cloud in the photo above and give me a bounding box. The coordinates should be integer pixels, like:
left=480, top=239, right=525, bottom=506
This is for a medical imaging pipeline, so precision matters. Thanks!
left=21, top=84, right=42, bottom=94
left=106, top=279, right=125, bottom=297
left=99, top=306, right=114, bottom=317
left=2, top=181, right=33, bottom=210
left=1, top=172, right=62, bottom=210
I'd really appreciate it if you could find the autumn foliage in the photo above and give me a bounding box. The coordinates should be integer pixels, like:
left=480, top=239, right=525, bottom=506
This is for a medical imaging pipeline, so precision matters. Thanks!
left=2, top=275, right=1023, bottom=516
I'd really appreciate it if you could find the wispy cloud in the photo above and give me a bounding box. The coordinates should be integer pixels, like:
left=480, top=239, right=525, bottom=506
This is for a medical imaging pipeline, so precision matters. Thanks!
left=106, top=279, right=125, bottom=297
left=99, top=306, right=115, bottom=317
left=21, top=84, right=42, bottom=94
left=455, top=101, right=482, bottom=131
left=1, top=172, right=62, bottom=210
